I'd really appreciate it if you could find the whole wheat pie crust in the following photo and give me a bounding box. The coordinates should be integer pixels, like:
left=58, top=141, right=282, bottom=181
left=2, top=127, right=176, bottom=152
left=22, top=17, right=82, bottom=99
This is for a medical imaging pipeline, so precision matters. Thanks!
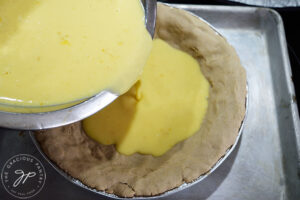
left=35, top=4, right=247, bottom=198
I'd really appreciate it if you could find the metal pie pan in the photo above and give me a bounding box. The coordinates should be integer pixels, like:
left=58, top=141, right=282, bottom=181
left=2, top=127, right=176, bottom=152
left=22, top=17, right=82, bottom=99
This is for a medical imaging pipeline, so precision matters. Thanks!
left=29, top=3, right=248, bottom=199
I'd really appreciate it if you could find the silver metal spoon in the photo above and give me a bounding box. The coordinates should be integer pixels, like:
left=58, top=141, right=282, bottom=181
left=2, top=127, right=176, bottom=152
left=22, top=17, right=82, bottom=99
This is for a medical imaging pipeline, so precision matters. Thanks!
left=0, top=0, right=157, bottom=130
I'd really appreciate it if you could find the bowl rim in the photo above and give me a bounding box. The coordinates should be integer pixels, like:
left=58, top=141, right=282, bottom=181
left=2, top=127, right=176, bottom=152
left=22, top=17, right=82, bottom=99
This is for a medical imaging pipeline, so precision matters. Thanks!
left=0, top=91, right=118, bottom=130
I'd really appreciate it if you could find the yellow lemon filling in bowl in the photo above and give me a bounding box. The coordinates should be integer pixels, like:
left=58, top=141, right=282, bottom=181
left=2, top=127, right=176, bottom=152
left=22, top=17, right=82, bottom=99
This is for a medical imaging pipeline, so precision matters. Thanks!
left=0, top=0, right=152, bottom=112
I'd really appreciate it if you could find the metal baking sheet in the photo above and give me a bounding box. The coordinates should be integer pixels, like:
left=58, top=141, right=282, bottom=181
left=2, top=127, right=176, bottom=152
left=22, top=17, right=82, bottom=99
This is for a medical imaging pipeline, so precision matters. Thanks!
left=0, top=4, right=300, bottom=200
left=228, top=0, right=300, bottom=7
left=171, top=4, right=300, bottom=200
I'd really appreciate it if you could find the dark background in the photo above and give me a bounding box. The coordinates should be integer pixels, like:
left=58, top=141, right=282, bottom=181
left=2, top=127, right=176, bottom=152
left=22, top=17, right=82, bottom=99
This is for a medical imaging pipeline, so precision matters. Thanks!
left=161, top=0, right=300, bottom=105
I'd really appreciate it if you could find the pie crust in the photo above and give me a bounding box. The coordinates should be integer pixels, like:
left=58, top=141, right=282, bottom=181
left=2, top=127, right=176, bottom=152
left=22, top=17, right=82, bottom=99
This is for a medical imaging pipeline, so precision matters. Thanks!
left=35, top=3, right=247, bottom=197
